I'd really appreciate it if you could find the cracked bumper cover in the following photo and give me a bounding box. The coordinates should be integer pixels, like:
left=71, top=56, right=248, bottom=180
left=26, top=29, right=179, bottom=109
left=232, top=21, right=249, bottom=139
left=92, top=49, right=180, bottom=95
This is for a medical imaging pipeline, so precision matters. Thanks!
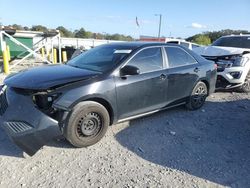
left=0, top=87, right=62, bottom=156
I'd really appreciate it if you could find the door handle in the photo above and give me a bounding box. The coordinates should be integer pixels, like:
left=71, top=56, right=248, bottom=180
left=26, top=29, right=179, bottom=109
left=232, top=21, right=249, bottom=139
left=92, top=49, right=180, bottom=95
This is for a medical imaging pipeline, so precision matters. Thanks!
left=160, top=74, right=167, bottom=80
left=194, top=67, right=200, bottom=73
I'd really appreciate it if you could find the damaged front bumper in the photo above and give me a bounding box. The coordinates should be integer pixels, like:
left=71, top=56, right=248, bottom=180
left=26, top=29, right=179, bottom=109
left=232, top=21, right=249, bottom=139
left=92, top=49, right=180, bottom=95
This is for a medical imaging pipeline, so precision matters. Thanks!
left=203, top=54, right=250, bottom=90
left=0, top=86, right=62, bottom=156
left=216, top=66, right=247, bottom=89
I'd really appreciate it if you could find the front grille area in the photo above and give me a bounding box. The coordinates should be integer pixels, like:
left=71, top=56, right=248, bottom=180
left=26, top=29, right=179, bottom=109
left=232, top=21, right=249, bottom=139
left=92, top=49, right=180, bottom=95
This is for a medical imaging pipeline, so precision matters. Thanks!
left=217, top=65, right=225, bottom=72
left=203, top=55, right=233, bottom=72
left=216, top=75, right=229, bottom=88
left=6, top=121, right=33, bottom=134
left=0, top=87, right=8, bottom=115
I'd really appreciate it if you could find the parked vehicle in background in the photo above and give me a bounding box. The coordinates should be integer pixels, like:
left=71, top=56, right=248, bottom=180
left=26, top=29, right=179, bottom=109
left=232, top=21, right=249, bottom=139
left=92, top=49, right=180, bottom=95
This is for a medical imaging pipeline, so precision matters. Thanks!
left=0, top=42, right=216, bottom=156
left=139, top=35, right=201, bottom=50
left=166, top=40, right=201, bottom=50
left=194, top=35, right=250, bottom=92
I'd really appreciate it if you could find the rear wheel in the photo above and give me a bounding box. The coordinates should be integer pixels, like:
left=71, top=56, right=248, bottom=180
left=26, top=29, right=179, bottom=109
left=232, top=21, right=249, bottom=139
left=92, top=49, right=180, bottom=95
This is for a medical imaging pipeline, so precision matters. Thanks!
left=238, top=71, right=250, bottom=93
left=186, top=81, right=208, bottom=110
left=63, top=101, right=110, bottom=148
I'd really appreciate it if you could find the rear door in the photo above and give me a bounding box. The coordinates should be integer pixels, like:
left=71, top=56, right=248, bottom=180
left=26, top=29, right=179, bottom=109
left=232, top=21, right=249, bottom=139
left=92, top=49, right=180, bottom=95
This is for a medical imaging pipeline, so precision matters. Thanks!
left=164, top=46, right=200, bottom=103
left=115, top=47, right=168, bottom=120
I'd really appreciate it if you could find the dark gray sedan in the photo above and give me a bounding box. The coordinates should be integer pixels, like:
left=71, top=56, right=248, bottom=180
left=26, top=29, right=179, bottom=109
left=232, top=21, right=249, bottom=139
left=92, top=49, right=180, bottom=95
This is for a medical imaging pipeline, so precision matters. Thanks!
left=0, top=42, right=217, bottom=155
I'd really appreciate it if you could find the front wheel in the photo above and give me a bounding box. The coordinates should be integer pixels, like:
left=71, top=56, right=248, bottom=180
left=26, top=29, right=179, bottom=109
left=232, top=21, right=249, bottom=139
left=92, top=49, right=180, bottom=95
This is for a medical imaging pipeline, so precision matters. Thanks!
left=238, top=71, right=250, bottom=93
left=63, top=101, right=110, bottom=148
left=186, top=81, right=208, bottom=110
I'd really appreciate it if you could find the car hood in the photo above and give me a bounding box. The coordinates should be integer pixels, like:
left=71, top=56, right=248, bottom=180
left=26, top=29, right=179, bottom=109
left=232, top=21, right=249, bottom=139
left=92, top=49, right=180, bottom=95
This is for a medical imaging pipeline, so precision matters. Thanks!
left=4, top=64, right=100, bottom=90
left=193, top=46, right=250, bottom=57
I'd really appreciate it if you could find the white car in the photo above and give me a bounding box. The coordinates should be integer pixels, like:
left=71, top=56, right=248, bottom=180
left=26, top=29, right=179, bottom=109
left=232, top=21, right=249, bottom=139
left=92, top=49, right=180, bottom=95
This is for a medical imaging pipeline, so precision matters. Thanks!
left=193, top=35, right=250, bottom=92
left=166, top=40, right=201, bottom=50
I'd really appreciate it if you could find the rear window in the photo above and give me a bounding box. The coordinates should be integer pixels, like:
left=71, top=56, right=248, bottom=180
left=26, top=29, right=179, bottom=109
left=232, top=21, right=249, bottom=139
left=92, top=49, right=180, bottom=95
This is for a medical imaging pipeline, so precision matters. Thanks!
left=165, top=47, right=197, bottom=68
left=212, top=36, right=250, bottom=49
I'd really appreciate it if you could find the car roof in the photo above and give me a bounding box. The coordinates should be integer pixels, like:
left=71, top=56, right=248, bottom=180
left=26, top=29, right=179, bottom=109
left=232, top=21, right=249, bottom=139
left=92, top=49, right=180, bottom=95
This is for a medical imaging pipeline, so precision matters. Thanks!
left=101, top=41, right=181, bottom=49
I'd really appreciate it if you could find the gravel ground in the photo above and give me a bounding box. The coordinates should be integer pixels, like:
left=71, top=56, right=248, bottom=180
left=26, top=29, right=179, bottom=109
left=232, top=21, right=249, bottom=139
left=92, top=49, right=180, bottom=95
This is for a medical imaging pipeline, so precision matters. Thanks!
left=0, top=74, right=250, bottom=187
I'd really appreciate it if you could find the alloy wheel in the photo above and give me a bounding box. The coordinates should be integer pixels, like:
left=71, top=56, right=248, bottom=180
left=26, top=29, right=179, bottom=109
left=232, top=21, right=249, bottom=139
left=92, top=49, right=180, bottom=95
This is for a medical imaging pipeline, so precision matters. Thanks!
left=191, top=84, right=207, bottom=108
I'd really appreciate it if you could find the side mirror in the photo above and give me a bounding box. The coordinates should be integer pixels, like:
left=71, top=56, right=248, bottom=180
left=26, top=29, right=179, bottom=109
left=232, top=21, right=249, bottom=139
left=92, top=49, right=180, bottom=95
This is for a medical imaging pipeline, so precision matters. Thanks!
left=120, top=65, right=140, bottom=77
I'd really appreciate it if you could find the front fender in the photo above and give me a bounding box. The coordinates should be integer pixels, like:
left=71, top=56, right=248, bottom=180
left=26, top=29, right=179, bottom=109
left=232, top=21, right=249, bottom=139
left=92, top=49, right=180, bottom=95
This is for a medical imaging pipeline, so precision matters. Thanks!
left=53, top=78, right=118, bottom=122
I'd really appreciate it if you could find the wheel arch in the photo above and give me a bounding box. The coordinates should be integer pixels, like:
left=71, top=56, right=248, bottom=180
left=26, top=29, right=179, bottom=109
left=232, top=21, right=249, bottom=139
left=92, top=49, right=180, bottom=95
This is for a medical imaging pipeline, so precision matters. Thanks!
left=189, top=78, right=210, bottom=96
left=199, top=79, right=210, bottom=93
left=85, top=97, right=114, bottom=125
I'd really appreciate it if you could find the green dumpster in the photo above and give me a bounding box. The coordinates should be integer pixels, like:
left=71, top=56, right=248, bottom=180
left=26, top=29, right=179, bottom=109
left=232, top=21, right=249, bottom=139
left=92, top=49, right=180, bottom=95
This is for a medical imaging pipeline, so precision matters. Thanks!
left=0, top=36, right=33, bottom=58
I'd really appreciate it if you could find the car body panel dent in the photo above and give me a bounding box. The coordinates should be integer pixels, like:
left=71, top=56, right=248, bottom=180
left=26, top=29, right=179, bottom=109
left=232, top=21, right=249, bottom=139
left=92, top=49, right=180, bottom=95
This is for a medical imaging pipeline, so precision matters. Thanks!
left=1, top=87, right=61, bottom=155
left=4, top=64, right=100, bottom=90
left=0, top=42, right=217, bottom=155
left=53, top=77, right=118, bottom=120
left=194, top=46, right=250, bottom=57
left=193, top=35, right=250, bottom=90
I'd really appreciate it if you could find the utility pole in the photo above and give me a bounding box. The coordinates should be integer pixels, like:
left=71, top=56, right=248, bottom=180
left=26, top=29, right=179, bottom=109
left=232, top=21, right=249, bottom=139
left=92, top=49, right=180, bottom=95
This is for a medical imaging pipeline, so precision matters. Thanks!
left=155, top=14, right=162, bottom=40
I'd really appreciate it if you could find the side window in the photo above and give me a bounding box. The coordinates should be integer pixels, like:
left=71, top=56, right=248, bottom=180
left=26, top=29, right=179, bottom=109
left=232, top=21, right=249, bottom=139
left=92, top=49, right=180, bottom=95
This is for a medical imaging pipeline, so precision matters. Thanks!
left=165, top=47, right=197, bottom=68
left=127, top=47, right=163, bottom=73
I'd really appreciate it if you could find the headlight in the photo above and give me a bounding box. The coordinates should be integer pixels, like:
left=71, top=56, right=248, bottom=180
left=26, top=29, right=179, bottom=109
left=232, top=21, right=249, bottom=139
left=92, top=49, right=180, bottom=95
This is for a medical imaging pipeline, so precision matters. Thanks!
left=233, top=56, right=249, bottom=67
left=33, top=92, right=61, bottom=110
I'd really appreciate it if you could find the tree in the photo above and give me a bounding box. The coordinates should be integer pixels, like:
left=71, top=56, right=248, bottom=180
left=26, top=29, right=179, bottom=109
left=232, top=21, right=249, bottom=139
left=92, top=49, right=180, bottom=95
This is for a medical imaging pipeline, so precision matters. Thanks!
left=187, top=29, right=250, bottom=44
left=190, top=34, right=211, bottom=45
left=74, top=28, right=87, bottom=38
left=11, top=24, right=24, bottom=30
left=104, top=33, right=133, bottom=41
left=23, top=26, right=29, bottom=31
left=111, top=34, right=121, bottom=40
left=31, top=25, right=48, bottom=32
left=2, top=23, right=135, bottom=40
left=95, top=33, right=104, bottom=39
left=56, top=26, right=73, bottom=37
left=85, top=31, right=93, bottom=38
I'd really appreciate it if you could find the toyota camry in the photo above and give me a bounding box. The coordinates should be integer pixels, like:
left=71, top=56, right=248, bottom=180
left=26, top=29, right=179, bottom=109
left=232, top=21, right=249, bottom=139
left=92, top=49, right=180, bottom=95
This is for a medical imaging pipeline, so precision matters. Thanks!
left=0, top=42, right=217, bottom=155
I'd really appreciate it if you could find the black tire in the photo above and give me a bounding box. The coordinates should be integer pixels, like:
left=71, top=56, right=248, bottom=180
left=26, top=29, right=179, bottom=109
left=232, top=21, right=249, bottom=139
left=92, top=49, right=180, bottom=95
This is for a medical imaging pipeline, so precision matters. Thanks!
left=63, top=101, right=110, bottom=148
left=238, top=71, right=250, bottom=93
left=186, top=81, right=208, bottom=110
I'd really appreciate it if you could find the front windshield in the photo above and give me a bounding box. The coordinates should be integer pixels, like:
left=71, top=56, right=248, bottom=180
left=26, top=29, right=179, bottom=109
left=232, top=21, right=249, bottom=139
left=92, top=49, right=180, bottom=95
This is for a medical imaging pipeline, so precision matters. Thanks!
left=67, top=44, right=133, bottom=72
left=212, top=36, right=250, bottom=49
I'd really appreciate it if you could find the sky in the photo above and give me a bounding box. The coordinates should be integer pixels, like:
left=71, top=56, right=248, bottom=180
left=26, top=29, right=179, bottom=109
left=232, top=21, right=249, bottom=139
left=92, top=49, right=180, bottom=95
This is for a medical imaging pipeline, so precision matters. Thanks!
left=0, top=0, right=249, bottom=39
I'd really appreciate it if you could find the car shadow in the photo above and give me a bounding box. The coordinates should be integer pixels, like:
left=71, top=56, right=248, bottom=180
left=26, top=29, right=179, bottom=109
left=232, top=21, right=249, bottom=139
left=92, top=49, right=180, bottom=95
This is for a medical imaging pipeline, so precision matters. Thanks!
left=0, top=98, right=249, bottom=187
left=115, top=99, right=250, bottom=187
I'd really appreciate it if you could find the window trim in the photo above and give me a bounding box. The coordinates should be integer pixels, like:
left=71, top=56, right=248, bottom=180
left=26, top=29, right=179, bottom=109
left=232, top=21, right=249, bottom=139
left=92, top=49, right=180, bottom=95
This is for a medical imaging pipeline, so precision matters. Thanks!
left=118, top=46, right=165, bottom=75
left=163, top=46, right=198, bottom=69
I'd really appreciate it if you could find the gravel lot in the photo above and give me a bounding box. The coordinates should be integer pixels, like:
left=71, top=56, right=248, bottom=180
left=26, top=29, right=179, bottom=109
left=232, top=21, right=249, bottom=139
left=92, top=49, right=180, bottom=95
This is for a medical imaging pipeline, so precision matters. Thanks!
left=0, top=73, right=250, bottom=187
